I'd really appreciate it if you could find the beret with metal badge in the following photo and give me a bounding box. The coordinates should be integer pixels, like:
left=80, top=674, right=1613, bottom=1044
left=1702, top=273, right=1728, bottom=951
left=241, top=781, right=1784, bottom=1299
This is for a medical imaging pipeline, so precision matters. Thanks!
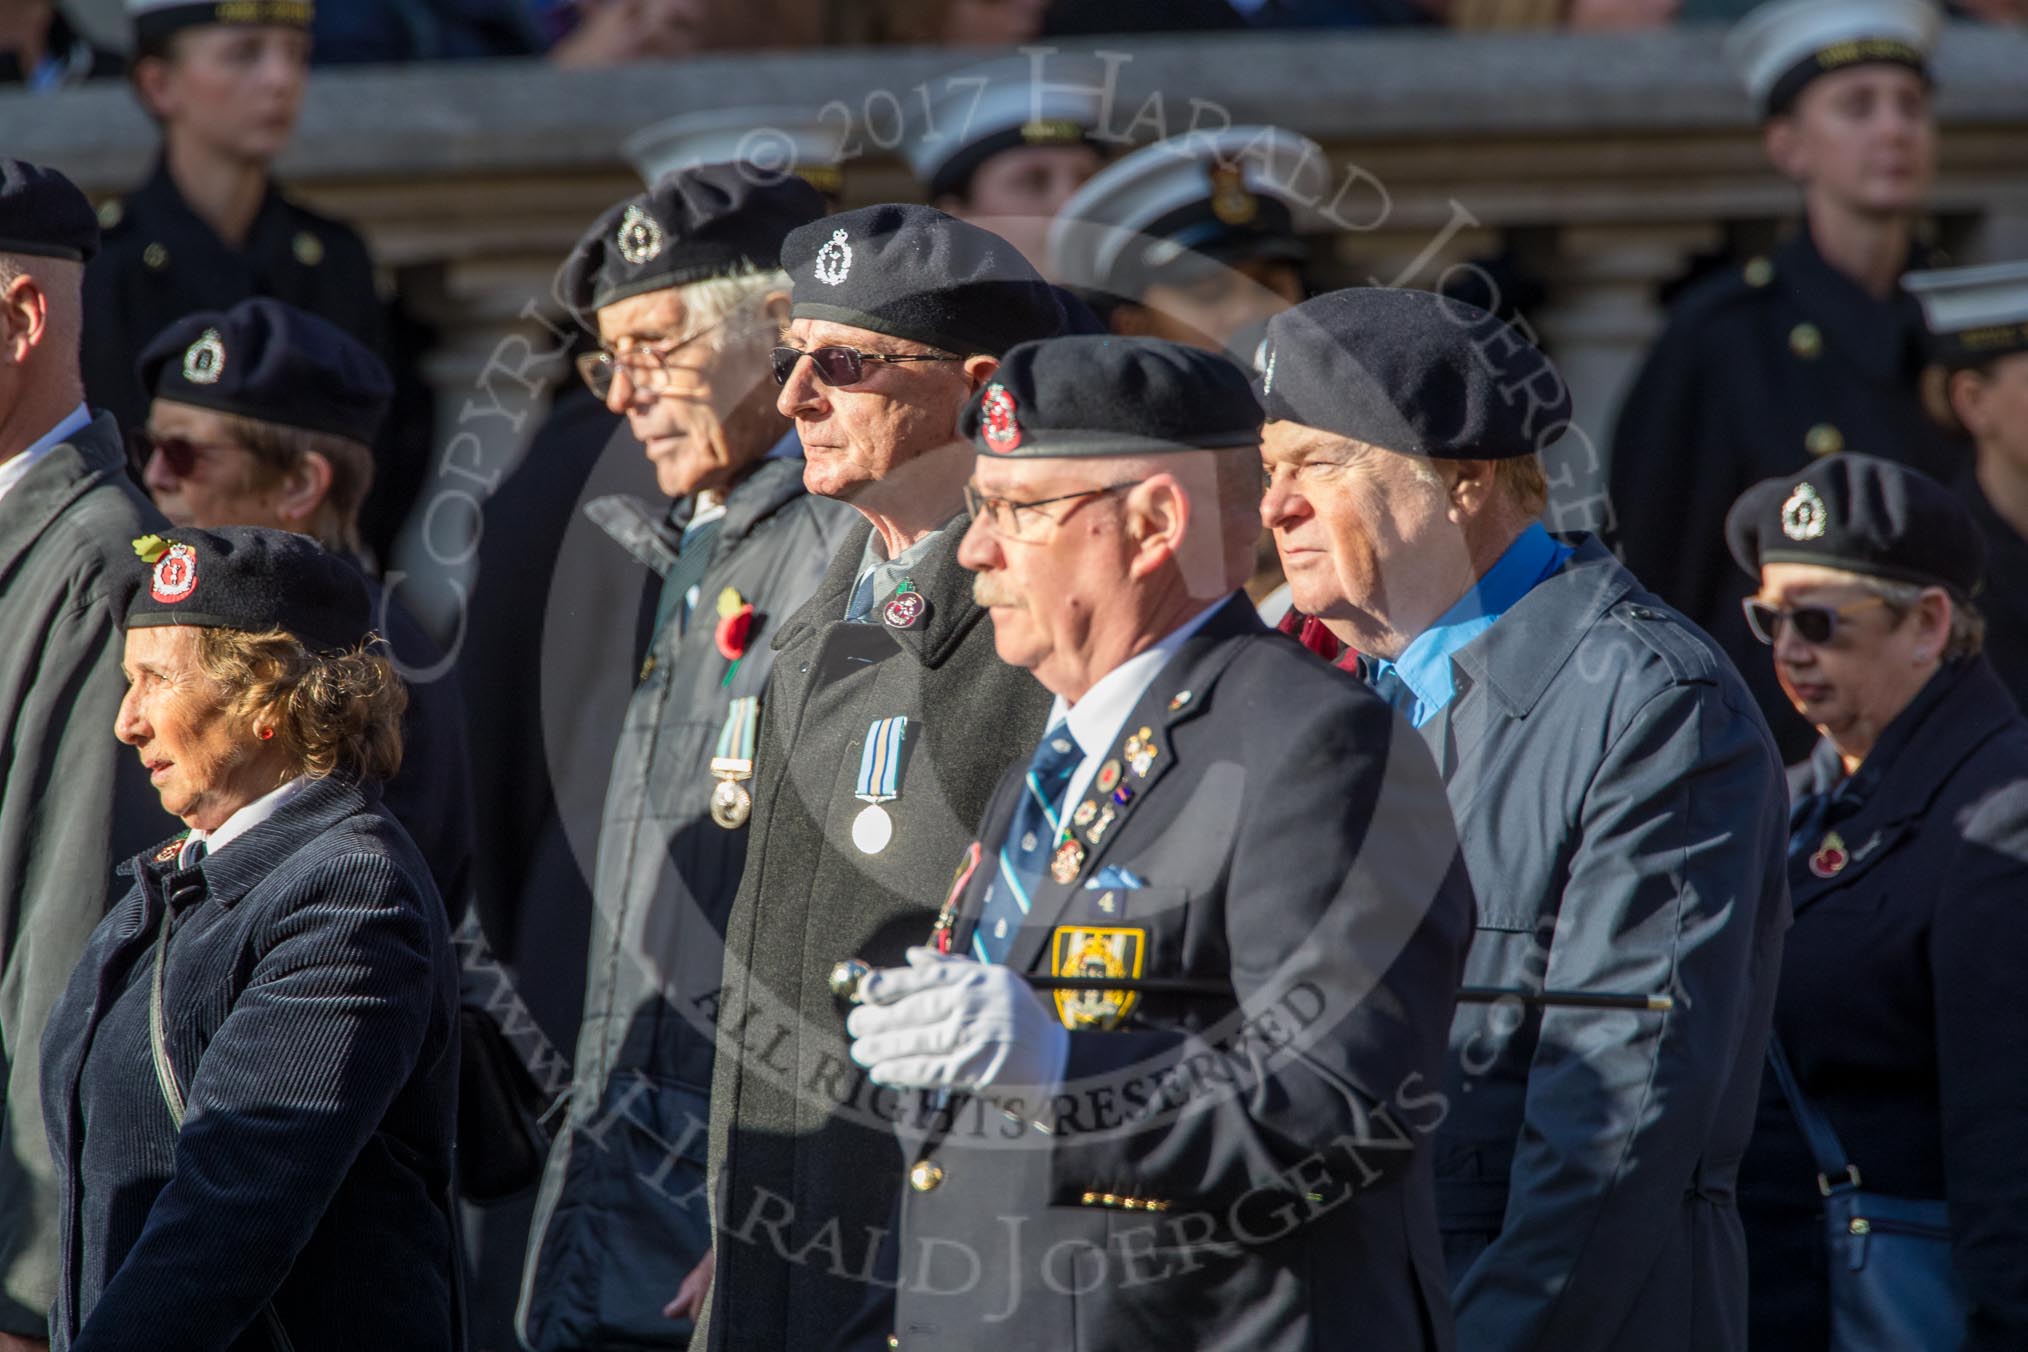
left=1725, top=452, right=1984, bottom=599
left=961, top=335, right=1260, bottom=459
left=138, top=297, right=393, bottom=447
left=128, top=525, right=373, bottom=652
left=563, top=162, right=826, bottom=321
left=783, top=203, right=1064, bottom=357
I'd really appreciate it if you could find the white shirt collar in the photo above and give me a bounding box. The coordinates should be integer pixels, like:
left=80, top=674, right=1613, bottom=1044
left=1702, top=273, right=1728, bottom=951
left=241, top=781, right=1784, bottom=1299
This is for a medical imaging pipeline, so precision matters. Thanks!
left=181, top=775, right=311, bottom=866
left=0, top=403, right=91, bottom=511
left=1049, top=599, right=1230, bottom=813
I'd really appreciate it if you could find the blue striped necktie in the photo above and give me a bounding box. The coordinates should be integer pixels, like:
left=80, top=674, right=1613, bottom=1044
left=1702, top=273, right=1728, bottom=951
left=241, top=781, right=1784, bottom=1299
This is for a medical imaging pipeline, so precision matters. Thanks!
left=974, top=721, right=1081, bottom=964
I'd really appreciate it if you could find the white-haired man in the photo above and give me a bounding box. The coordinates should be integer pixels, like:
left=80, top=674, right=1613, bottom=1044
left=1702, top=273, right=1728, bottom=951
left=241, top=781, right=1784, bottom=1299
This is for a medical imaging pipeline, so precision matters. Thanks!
left=517, top=164, right=857, bottom=1352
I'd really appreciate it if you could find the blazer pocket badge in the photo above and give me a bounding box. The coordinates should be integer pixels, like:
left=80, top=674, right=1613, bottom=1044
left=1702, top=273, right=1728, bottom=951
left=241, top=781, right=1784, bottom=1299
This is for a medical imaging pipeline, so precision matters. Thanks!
left=1051, top=926, right=1146, bottom=1030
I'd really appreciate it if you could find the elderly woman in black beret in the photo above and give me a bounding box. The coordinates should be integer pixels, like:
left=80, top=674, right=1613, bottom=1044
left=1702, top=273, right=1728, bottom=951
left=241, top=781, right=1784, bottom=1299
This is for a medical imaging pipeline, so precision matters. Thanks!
left=1727, top=454, right=2028, bottom=1350
left=38, top=526, right=458, bottom=1352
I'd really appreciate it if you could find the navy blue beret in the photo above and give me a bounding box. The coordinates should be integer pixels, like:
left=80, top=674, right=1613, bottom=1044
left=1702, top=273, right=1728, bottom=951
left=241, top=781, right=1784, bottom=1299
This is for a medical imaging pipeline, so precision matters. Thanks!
left=564, top=163, right=825, bottom=320
left=1725, top=453, right=1984, bottom=599
left=1259, top=287, right=1572, bottom=460
left=0, top=159, right=100, bottom=264
left=138, top=298, right=392, bottom=447
left=962, top=335, right=1261, bottom=459
left=784, top=204, right=1064, bottom=357
left=127, top=526, right=371, bottom=652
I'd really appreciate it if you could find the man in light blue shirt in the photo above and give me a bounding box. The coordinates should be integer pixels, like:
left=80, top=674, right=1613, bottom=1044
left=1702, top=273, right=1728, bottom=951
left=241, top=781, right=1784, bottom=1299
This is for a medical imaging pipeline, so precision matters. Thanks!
left=1260, top=286, right=1788, bottom=1352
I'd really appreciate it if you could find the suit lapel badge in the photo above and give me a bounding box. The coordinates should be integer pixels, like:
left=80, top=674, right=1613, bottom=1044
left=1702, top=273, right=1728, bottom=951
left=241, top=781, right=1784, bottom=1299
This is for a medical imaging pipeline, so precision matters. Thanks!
left=1124, top=726, right=1158, bottom=777
left=1809, top=829, right=1849, bottom=879
left=1050, top=838, right=1086, bottom=885
left=1051, top=926, right=1145, bottom=1029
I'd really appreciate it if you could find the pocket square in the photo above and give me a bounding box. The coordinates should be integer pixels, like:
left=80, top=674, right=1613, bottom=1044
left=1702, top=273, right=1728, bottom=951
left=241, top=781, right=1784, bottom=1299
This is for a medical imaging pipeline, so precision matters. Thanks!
left=1086, top=865, right=1146, bottom=890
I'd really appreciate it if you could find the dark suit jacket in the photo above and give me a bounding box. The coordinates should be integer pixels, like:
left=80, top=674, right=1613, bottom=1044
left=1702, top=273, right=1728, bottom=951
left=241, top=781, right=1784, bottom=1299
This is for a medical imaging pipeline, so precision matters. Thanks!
left=40, top=776, right=459, bottom=1351
left=1430, top=537, right=1790, bottom=1352
left=1740, top=659, right=2028, bottom=1352
left=1610, top=229, right=1968, bottom=759
left=864, top=596, right=1474, bottom=1352
left=698, top=516, right=1054, bottom=1352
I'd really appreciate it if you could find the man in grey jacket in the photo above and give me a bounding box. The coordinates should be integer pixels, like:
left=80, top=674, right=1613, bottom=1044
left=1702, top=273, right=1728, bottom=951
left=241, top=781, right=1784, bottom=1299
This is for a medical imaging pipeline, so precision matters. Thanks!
left=0, top=160, right=168, bottom=1349
left=1259, top=287, right=1790, bottom=1351
left=693, top=205, right=1065, bottom=1352
left=517, top=165, right=860, bottom=1351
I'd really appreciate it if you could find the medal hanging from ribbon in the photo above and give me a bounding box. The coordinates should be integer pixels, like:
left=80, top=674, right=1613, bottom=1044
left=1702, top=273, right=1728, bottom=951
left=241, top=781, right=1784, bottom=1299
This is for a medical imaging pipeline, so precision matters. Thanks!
left=708, top=696, right=759, bottom=829
left=852, top=715, right=909, bottom=854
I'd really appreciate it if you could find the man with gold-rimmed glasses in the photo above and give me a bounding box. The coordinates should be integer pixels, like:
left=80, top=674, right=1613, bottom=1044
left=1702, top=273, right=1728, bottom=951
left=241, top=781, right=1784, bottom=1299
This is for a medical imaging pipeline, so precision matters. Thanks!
left=517, top=163, right=859, bottom=1352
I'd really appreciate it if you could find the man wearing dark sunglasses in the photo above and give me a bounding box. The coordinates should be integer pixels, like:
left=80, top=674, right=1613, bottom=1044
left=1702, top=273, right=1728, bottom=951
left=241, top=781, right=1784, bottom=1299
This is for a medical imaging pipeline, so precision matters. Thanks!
left=1260, top=286, right=1789, bottom=1352
left=695, top=203, right=1066, bottom=1352
left=517, top=166, right=860, bottom=1352
left=0, top=160, right=170, bottom=1352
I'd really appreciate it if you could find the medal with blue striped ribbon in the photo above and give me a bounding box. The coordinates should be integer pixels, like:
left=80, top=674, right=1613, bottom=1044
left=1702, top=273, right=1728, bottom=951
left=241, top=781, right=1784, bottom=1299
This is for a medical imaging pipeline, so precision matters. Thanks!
left=852, top=715, right=908, bottom=854
left=708, top=696, right=759, bottom=829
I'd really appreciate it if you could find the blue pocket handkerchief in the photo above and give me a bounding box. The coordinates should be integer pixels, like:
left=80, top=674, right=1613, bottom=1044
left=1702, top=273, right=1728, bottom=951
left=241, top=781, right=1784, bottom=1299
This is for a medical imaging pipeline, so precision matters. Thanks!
left=1086, top=865, right=1146, bottom=890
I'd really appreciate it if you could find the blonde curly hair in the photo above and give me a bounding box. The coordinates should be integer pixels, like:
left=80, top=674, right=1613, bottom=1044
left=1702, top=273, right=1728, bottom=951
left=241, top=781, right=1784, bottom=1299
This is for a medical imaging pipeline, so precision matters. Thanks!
left=194, top=627, right=406, bottom=783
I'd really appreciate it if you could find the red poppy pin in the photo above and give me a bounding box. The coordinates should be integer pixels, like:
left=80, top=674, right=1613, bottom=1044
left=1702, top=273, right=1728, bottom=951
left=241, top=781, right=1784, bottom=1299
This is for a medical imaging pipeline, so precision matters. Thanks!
left=715, top=588, right=754, bottom=663
left=979, top=383, right=1022, bottom=453
left=1809, top=830, right=1848, bottom=879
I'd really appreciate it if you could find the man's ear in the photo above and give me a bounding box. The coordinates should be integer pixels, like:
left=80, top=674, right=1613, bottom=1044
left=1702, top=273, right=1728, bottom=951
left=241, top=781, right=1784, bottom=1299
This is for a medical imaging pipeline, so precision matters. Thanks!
left=271, top=450, right=334, bottom=525
left=760, top=291, right=792, bottom=326
left=960, top=353, right=1000, bottom=393
left=1445, top=459, right=1498, bottom=520
left=1124, top=473, right=1189, bottom=581
left=0, top=274, right=50, bottom=365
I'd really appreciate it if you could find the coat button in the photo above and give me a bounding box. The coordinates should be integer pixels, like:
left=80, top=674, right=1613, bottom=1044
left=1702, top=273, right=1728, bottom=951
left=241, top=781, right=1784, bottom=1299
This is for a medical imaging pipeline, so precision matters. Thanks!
left=143, top=242, right=169, bottom=270
left=909, top=1159, right=944, bottom=1192
left=1788, top=322, right=1823, bottom=359
left=887, top=1337, right=900, bottom=1350
left=1805, top=423, right=1845, bottom=458
left=1743, top=256, right=1774, bottom=287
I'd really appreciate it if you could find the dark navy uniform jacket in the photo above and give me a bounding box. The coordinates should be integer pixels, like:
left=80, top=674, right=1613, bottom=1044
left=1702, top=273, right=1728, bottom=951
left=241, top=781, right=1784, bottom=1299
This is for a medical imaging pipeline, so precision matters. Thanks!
left=1740, top=658, right=2028, bottom=1352
left=39, top=776, right=459, bottom=1351
left=1428, top=537, right=1790, bottom=1352
left=1610, top=230, right=1969, bottom=758
left=82, top=160, right=383, bottom=439
left=853, top=596, right=1474, bottom=1352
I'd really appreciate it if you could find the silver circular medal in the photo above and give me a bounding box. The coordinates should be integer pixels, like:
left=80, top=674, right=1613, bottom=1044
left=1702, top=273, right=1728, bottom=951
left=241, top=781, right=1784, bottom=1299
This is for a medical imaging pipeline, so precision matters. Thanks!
left=710, top=779, right=752, bottom=830
left=852, top=802, right=894, bottom=854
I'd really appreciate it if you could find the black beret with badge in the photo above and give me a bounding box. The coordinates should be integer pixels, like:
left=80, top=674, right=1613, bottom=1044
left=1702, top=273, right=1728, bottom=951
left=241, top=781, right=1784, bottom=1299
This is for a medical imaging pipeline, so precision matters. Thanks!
left=0, top=158, right=101, bottom=264
left=961, top=335, right=1260, bottom=458
left=1724, top=0, right=1939, bottom=119
left=129, top=0, right=314, bottom=49
left=128, top=525, right=372, bottom=652
left=783, top=203, right=1064, bottom=358
left=1725, top=453, right=1984, bottom=600
left=1258, top=286, right=1572, bottom=460
left=138, top=297, right=394, bottom=447
left=564, top=163, right=827, bottom=320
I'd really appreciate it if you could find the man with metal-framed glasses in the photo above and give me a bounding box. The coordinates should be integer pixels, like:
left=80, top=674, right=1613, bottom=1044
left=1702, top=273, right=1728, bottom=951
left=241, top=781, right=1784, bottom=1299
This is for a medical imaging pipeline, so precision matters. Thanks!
left=692, top=203, right=1066, bottom=1352
left=517, top=164, right=859, bottom=1352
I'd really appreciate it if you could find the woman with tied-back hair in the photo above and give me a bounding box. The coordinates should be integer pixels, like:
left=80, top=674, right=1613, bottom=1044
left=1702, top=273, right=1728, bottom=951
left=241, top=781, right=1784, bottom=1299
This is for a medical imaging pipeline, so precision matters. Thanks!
left=39, top=526, right=458, bottom=1352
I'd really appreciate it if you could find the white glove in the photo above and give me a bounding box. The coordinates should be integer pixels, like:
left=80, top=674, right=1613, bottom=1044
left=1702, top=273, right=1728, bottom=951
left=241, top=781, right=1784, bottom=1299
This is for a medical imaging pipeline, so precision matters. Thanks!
left=846, top=947, right=1069, bottom=1095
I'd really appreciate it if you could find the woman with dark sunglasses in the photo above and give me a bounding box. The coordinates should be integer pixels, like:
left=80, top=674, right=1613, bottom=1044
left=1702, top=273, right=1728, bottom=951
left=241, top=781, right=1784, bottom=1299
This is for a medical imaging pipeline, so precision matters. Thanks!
left=1724, top=453, right=2028, bottom=1350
